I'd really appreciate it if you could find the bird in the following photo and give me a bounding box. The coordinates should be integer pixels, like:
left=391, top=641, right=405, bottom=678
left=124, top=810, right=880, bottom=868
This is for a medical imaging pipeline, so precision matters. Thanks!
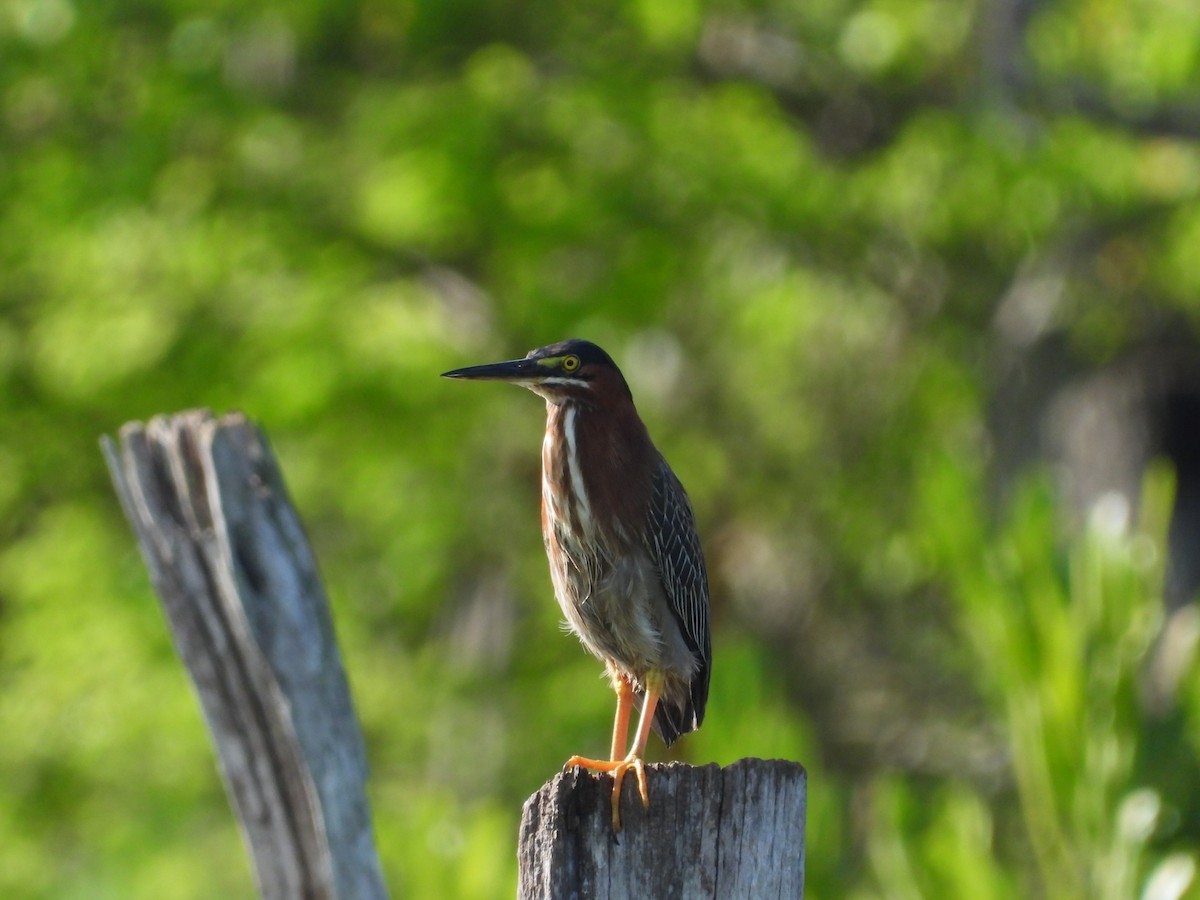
left=442, top=338, right=711, bottom=830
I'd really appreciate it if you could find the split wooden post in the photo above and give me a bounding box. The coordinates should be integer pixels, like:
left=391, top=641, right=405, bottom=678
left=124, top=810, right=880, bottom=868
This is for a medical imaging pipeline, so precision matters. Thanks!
left=518, top=758, right=806, bottom=899
left=102, top=409, right=387, bottom=900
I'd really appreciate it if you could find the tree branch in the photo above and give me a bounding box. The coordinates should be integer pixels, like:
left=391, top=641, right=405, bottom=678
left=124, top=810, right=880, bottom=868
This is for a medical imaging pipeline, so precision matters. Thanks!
left=102, top=409, right=387, bottom=900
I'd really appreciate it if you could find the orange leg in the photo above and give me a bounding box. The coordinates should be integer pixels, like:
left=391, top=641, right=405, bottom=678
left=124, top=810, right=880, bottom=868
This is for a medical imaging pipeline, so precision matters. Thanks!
left=566, top=672, right=662, bottom=831
left=609, top=670, right=634, bottom=760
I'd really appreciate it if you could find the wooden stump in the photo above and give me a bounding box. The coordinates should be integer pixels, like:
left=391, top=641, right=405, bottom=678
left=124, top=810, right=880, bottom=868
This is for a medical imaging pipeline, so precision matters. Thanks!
left=518, top=758, right=806, bottom=899
left=102, top=409, right=387, bottom=900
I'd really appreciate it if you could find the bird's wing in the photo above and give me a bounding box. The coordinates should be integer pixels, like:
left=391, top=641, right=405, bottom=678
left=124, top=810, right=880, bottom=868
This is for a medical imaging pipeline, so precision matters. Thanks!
left=644, top=457, right=712, bottom=741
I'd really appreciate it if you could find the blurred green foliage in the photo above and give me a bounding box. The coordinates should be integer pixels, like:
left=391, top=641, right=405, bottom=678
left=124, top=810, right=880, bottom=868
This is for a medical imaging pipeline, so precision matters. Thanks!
left=2, top=0, right=1200, bottom=897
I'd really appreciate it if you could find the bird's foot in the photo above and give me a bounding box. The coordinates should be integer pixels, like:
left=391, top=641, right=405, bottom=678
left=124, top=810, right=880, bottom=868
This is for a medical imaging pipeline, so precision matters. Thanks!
left=565, top=754, right=648, bottom=831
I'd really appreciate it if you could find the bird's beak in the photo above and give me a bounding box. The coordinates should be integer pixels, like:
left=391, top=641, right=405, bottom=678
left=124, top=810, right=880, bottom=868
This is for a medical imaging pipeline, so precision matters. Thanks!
left=441, top=356, right=541, bottom=382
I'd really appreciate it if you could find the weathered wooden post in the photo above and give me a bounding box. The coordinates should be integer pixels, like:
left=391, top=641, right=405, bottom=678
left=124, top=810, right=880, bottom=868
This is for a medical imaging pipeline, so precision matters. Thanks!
left=102, top=409, right=387, bottom=900
left=519, top=758, right=806, bottom=899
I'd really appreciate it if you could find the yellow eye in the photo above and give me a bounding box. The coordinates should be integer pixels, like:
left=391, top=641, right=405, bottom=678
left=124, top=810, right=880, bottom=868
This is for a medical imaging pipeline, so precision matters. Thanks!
left=561, top=355, right=580, bottom=373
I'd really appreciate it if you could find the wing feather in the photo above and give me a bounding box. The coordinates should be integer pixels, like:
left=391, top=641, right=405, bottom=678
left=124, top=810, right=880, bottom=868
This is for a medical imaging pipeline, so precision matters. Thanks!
left=644, top=457, right=711, bottom=744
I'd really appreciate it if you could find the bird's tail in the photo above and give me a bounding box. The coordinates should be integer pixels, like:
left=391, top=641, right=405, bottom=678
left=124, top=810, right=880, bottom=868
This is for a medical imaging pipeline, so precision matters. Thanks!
left=648, top=665, right=709, bottom=747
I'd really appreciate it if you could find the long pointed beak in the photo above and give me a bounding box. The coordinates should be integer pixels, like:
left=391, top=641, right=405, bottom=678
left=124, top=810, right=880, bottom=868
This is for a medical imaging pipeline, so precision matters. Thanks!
left=441, top=357, right=539, bottom=382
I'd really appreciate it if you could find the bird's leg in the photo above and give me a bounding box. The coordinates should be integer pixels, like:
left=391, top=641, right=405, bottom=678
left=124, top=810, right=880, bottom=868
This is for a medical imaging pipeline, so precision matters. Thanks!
left=609, top=668, right=634, bottom=761
left=566, top=672, right=663, bottom=831
left=606, top=678, right=660, bottom=826
left=566, top=667, right=634, bottom=768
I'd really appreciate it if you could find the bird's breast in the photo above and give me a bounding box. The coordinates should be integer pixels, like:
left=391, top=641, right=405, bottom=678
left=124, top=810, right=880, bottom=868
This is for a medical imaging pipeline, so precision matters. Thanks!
left=542, top=405, right=596, bottom=541
left=541, top=398, right=666, bottom=594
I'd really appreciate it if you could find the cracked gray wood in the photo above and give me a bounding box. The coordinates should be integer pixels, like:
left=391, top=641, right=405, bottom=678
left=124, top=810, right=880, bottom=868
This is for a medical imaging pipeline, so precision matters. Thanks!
left=518, top=758, right=806, bottom=899
left=102, top=409, right=387, bottom=900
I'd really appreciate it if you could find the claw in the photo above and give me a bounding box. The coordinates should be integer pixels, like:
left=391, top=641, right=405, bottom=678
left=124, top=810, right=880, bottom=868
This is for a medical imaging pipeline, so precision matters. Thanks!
left=609, top=756, right=648, bottom=830
left=565, top=755, right=649, bottom=831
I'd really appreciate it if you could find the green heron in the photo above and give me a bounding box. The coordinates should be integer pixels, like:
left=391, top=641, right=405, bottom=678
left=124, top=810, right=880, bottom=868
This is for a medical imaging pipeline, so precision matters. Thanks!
left=443, top=339, right=711, bottom=830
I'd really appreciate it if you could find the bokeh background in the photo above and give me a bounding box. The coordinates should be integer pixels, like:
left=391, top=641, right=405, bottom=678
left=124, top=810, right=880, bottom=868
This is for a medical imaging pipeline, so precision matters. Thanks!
left=4, top=0, right=1200, bottom=897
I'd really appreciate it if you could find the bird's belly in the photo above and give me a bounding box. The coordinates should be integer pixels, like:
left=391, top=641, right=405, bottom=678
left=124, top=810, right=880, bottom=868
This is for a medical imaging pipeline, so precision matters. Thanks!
left=549, top=542, right=695, bottom=681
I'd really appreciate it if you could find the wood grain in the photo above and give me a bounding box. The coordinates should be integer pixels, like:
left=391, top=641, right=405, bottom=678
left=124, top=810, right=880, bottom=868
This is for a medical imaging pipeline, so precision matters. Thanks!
left=518, top=758, right=806, bottom=899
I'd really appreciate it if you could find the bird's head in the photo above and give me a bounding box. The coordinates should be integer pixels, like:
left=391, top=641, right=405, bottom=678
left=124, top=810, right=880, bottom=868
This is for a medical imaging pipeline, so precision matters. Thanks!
left=441, top=339, right=632, bottom=406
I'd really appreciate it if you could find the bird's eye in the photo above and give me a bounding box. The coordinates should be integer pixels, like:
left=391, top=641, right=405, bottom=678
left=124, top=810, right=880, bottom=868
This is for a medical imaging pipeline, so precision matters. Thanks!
left=562, top=355, right=580, bottom=373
